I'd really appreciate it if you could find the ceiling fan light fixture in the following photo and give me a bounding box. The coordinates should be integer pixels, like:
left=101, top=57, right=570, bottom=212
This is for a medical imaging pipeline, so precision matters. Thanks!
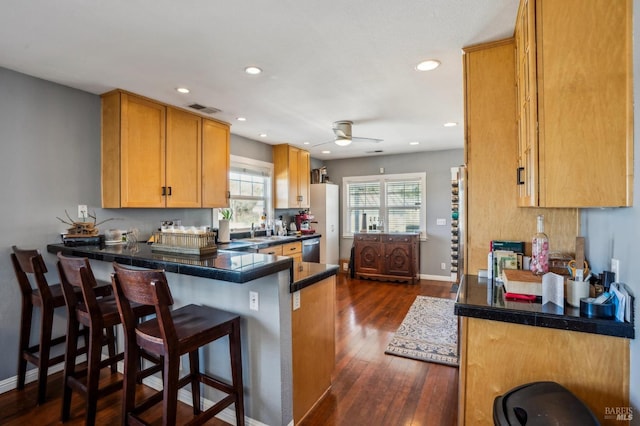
left=334, top=137, right=352, bottom=146
left=415, top=59, right=440, bottom=71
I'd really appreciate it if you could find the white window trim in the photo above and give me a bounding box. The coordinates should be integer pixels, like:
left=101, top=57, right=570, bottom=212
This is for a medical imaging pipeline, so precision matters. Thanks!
left=213, top=155, right=274, bottom=229
left=342, top=172, right=428, bottom=241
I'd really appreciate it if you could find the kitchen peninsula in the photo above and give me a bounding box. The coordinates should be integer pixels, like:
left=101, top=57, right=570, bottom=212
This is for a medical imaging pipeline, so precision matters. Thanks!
left=455, top=275, right=633, bottom=425
left=47, top=242, right=338, bottom=426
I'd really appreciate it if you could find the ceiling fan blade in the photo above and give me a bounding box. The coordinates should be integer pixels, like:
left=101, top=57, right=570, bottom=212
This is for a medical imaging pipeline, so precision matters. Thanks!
left=351, top=136, right=383, bottom=143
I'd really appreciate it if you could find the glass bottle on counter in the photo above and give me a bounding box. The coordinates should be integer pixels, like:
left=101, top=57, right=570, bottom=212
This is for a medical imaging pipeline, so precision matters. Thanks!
left=530, top=214, right=549, bottom=275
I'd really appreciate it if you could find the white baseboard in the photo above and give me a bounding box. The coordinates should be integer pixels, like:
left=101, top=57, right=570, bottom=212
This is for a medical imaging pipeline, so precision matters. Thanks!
left=0, top=363, right=66, bottom=395
left=420, top=273, right=456, bottom=282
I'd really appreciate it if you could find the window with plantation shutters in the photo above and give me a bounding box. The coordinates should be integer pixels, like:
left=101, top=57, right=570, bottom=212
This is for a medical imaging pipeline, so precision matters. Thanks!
left=343, top=172, right=426, bottom=238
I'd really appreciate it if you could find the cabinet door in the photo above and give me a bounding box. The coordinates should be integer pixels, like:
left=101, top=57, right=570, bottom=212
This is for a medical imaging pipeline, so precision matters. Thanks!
left=515, top=0, right=538, bottom=207
left=354, top=241, right=382, bottom=275
left=288, top=147, right=301, bottom=208
left=202, top=119, right=230, bottom=207
left=297, top=149, right=310, bottom=208
left=166, top=107, right=202, bottom=208
left=120, top=93, right=166, bottom=207
left=536, top=0, right=632, bottom=207
left=383, top=243, right=413, bottom=276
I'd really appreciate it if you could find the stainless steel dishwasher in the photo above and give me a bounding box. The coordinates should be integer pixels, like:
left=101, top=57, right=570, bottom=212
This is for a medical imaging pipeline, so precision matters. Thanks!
left=302, top=238, right=320, bottom=262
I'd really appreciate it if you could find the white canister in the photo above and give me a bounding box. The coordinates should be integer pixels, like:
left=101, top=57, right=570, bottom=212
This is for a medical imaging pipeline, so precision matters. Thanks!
left=566, top=279, right=590, bottom=308
left=218, top=219, right=231, bottom=243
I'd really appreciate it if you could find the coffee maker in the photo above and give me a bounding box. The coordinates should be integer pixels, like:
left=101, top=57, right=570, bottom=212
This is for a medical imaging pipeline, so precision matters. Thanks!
left=294, top=211, right=316, bottom=234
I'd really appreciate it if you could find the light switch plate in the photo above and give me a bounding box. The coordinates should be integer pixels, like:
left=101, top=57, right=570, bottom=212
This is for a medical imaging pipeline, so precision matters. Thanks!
left=436, top=218, right=446, bottom=226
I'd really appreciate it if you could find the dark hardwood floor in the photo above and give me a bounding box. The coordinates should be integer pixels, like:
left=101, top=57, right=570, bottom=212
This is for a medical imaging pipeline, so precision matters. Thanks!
left=299, top=274, right=458, bottom=426
left=0, top=274, right=458, bottom=425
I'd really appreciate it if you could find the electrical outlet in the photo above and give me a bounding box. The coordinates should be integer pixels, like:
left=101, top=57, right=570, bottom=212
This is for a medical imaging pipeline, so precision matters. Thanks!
left=293, top=291, right=301, bottom=310
left=249, top=291, right=259, bottom=311
left=611, top=258, right=620, bottom=282
left=343, top=262, right=349, bottom=271
left=78, top=204, right=88, bottom=219
left=441, top=262, right=447, bottom=270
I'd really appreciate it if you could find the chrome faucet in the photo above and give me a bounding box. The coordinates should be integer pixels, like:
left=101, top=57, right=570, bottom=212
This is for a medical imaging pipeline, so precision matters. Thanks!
left=250, top=223, right=255, bottom=238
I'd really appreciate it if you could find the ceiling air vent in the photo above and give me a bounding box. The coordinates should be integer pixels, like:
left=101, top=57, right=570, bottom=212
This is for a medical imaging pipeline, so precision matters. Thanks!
left=187, top=103, right=222, bottom=115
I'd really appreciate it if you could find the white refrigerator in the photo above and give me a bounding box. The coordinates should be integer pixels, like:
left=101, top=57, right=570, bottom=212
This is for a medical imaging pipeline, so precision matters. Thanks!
left=310, top=183, right=339, bottom=265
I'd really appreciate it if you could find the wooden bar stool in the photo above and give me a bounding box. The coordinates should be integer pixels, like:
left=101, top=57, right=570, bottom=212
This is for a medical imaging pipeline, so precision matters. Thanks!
left=10, top=245, right=85, bottom=405
left=57, top=253, right=160, bottom=426
left=111, top=262, right=245, bottom=426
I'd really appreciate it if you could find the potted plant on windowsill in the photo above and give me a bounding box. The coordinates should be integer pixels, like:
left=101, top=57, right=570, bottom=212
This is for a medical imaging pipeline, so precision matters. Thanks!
left=218, top=209, right=232, bottom=243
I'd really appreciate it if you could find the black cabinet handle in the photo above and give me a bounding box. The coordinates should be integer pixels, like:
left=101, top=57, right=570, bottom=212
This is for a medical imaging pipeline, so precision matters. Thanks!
left=162, top=186, right=166, bottom=196
left=517, top=167, right=525, bottom=185
left=168, top=186, right=172, bottom=196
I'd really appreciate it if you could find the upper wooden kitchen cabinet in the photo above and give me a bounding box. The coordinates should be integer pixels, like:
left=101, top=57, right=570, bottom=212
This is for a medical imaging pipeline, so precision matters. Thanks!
left=515, top=0, right=633, bottom=208
left=463, top=39, right=577, bottom=275
left=101, top=90, right=230, bottom=208
left=202, top=118, right=230, bottom=208
left=273, top=144, right=310, bottom=209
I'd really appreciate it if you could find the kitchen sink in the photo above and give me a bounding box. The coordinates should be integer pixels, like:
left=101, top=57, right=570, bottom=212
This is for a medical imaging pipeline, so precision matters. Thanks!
left=241, top=236, right=295, bottom=243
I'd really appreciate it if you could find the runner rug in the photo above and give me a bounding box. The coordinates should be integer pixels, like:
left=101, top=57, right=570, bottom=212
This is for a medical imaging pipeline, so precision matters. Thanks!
left=385, top=295, right=459, bottom=366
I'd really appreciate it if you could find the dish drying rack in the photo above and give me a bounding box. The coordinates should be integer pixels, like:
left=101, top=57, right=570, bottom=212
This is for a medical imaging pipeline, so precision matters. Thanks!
left=151, top=230, right=217, bottom=255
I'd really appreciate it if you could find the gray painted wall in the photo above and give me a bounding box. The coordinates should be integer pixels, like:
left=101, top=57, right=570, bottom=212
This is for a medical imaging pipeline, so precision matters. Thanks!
left=323, top=149, right=463, bottom=278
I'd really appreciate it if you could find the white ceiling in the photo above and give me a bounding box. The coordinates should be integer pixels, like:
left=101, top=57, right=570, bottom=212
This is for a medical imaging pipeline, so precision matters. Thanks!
left=0, top=0, right=518, bottom=160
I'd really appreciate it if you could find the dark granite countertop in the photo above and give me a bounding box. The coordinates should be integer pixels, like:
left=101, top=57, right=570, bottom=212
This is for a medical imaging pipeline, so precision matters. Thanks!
left=217, top=234, right=321, bottom=252
left=454, top=274, right=634, bottom=339
left=47, top=241, right=336, bottom=291
left=291, top=262, right=340, bottom=293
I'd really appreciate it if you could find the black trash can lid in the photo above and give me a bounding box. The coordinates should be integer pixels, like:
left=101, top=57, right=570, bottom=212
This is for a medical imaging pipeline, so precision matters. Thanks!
left=493, top=381, right=600, bottom=426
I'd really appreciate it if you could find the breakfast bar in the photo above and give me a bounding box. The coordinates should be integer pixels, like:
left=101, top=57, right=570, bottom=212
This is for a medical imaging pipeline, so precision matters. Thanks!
left=47, top=242, right=339, bottom=426
left=455, top=275, right=633, bottom=426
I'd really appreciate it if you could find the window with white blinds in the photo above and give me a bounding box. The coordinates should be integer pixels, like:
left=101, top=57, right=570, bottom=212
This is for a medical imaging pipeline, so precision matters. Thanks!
left=226, top=155, right=273, bottom=230
left=343, top=172, right=426, bottom=237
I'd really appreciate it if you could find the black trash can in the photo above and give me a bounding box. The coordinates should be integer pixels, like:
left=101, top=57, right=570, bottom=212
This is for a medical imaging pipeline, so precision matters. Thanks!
left=493, top=381, right=600, bottom=425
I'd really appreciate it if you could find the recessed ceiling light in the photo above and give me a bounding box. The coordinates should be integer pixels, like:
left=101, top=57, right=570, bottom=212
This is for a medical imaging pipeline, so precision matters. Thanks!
left=415, top=60, right=441, bottom=71
left=303, top=142, right=310, bottom=145
left=322, top=150, right=331, bottom=154
left=409, top=141, right=420, bottom=145
left=176, top=87, right=190, bottom=94
left=444, top=122, right=458, bottom=127
left=236, top=117, right=247, bottom=122
left=259, top=133, right=267, bottom=138
left=245, top=66, right=262, bottom=75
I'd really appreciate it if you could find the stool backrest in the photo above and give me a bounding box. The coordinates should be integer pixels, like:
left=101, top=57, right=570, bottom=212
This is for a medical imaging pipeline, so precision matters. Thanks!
left=111, top=262, right=176, bottom=346
left=11, top=246, right=53, bottom=301
left=56, top=253, right=103, bottom=320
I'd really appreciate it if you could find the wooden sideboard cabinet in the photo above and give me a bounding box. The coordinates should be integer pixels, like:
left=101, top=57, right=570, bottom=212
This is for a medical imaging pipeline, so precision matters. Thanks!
left=353, top=233, right=419, bottom=284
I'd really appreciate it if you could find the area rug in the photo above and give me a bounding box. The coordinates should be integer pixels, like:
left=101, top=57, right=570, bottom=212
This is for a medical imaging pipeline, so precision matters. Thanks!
left=385, top=296, right=459, bottom=366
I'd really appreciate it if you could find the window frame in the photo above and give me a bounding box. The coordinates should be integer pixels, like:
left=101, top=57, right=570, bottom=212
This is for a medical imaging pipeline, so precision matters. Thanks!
left=224, top=155, right=273, bottom=231
left=342, top=172, right=427, bottom=240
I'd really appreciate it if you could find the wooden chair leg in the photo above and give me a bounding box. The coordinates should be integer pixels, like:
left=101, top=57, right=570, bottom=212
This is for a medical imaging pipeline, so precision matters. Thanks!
left=189, top=350, right=201, bottom=415
left=36, top=306, right=54, bottom=405
left=61, top=315, right=80, bottom=422
left=105, top=326, right=117, bottom=374
left=84, top=326, right=104, bottom=426
left=122, top=338, right=139, bottom=424
left=16, top=301, right=33, bottom=391
left=230, top=321, right=245, bottom=426
left=162, top=355, right=181, bottom=426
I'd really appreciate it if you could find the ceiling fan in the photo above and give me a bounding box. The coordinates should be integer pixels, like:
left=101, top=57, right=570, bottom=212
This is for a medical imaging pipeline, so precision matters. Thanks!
left=314, top=121, right=383, bottom=147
